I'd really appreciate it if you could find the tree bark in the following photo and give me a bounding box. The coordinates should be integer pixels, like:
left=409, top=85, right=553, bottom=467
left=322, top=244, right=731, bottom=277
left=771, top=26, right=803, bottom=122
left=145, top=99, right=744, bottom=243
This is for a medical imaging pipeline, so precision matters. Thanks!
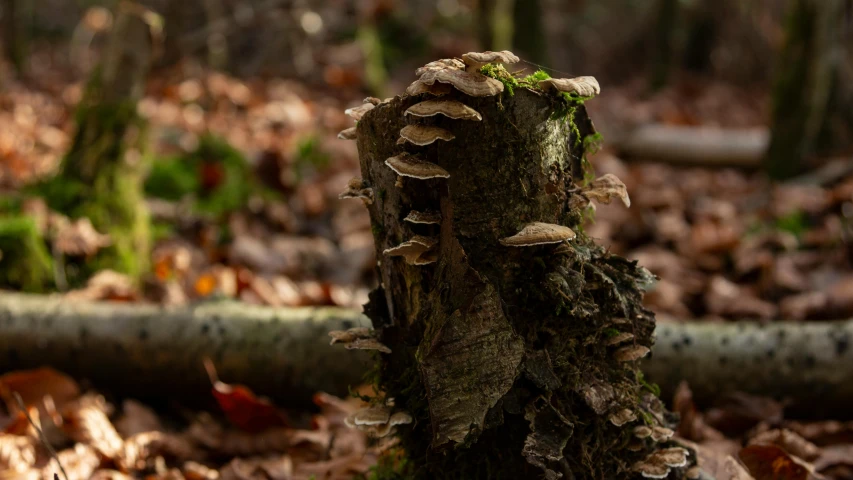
left=1, top=0, right=27, bottom=75
left=0, top=292, right=370, bottom=408
left=765, top=0, right=853, bottom=179
left=354, top=78, right=678, bottom=477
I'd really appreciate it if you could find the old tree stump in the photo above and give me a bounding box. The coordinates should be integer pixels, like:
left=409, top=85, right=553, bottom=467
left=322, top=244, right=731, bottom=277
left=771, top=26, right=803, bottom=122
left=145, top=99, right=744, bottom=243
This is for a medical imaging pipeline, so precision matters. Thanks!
left=336, top=53, right=690, bottom=479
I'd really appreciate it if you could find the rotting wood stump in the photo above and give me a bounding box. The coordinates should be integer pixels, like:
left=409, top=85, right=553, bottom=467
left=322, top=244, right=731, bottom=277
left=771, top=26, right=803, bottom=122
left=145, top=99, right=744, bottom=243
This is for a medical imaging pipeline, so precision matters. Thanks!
left=336, top=52, right=690, bottom=479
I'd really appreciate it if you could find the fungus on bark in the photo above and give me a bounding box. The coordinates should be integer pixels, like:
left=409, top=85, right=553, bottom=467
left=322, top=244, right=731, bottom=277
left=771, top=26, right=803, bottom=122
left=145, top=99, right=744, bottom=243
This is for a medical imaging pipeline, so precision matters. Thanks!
left=462, top=50, right=520, bottom=71
left=337, top=127, right=357, bottom=140
left=405, top=99, right=482, bottom=121
left=403, top=210, right=442, bottom=225
left=339, top=50, right=687, bottom=479
left=328, top=327, right=391, bottom=354
left=539, top=76, right=601, bottom=97
left=344, top=102, right=375, bottom=121
left=384, top=153, right=450, bottom=179
left=397, top=125, right=455, bottom=146
left=499, top=222, right=576, bottom=246
left=338, top=177, right=374, bottom=205
left=405, top=80, right=453, bottom=97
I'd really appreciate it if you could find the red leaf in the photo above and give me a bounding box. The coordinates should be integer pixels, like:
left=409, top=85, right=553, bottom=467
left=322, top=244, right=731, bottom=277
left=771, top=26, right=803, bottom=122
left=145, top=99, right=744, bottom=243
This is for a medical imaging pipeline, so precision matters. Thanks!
left=203, top=358, right=288, bottom=433
left=739, top=444, right=826, bottom=480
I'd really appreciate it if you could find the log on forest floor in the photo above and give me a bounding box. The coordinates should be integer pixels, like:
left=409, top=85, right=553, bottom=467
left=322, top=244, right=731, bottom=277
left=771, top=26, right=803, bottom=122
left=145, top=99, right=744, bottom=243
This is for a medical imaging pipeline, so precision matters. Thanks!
left=0, top=292, right=850, bottom=415
left=612, top=124, right=769, bottom=167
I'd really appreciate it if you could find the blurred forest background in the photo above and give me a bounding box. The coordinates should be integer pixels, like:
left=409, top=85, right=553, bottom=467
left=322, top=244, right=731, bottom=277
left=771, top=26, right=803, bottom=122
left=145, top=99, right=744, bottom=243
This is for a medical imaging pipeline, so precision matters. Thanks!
left=0, top=1, right=853, bottom=479
left=1, top=0, right=851, bottom=321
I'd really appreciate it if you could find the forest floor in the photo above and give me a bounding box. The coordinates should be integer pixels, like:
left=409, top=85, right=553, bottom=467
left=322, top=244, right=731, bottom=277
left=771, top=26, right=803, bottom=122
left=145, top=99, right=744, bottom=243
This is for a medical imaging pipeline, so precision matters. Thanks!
left=0, top=46, right=852, bottom=478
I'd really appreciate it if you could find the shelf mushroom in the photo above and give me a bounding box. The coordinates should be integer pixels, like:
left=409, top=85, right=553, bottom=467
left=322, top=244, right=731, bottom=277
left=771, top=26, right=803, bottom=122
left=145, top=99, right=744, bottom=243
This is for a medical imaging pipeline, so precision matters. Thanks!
left=538, top=76, right=601, bottom=98
left=499, top=222, right=576, bottom=246
left=397, top=124, right=455, bottom=146
left=385, top=153, right=450, bottom=180
left=405, top=99, right=482, bottom=121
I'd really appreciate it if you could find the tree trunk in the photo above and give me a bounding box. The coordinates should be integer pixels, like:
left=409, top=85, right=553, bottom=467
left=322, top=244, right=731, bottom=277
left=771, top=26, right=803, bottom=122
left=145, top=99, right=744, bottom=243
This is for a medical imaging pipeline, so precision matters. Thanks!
left=353, top=69, right=681, bottom=478
left=1, top=0, right=27, bottom=75
left=649, top=0, right=680, bottom=91
left=765, top=0, right=853, bottom=180
left=476, top=0, right=515, bottom=52
left=512, top=0, right=547, bottom=65
left=42, top=4, right=154, bottom=286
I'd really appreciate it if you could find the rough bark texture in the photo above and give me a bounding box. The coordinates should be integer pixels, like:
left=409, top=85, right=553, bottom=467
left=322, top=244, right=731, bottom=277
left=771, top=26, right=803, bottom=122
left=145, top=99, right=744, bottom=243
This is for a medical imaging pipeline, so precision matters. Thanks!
left=0, top=292, right=369, bottom=408
left=355, top=84, right=678, bottom=478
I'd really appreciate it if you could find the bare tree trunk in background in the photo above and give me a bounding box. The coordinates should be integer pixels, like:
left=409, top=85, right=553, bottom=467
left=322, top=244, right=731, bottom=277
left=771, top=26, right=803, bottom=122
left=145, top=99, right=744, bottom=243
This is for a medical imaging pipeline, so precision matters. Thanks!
left=42, top=4, right=155, bottom=286
left=765, top=0, right=853, bottom=179
left=202, top=0, right=228, bottom=70
left=649, top=0, right=679, bottom=90
left=354, top=76, right=684, bottom=477
left=1, top=0, right=28, bottom=74
left=511, top=0, right=547, bottom=65
left=476, top=0, right=515, bottom=51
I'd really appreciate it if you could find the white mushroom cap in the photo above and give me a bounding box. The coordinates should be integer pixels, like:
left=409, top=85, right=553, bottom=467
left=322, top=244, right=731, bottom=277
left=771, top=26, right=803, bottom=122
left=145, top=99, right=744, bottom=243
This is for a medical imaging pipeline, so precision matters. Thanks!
left=633, top=426, right=652, bottom=439
left=328, top=327, right=391, bottom=353
left=418, top=68, right=504, bottom=97
left=405, top=99, right=482, bottom=121
left=404, top=210, right=442, bottom=225
left=632, top=448, right=690, bottom=479
left=499, top=222, right=576, bottom=246
left=385, top=154, right=450, bottom=179
left=613, top=345, right=651, bottom=362
left=583, top=173, right=631, bottom=208
left=412, top=248, right=439, bottom=265
left=388, top=411, right=413, bottom=426
left=538, top=76, right=601, bottom=97
left=604, top=332, right=635, bottom=346
left=461, top=50, right=520, bottom=71
left=397, top=124, right=455, bottom=146
left=608, top=408, right=638, bottom=427
left=406, top=80, right=453, bottom=97
left=337, top=127, right=357, bottom=140
left=344, top=102, right=375, bottom=121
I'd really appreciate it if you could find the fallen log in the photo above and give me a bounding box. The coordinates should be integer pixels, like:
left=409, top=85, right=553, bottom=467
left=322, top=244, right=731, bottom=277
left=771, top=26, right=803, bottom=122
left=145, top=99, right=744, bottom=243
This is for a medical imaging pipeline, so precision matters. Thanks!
left=0, top=292, right=850, bottom=415
left=0, top=291, right=371, bottom=408
left=647, top=320, right=853, bottom=417
left=613, top=124, right=769, bottom=168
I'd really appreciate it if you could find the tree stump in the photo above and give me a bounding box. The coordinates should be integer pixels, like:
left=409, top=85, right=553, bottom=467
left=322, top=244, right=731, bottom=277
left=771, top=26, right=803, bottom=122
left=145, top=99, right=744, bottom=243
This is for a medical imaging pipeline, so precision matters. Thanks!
left=342, top=57, right=689, bottom=479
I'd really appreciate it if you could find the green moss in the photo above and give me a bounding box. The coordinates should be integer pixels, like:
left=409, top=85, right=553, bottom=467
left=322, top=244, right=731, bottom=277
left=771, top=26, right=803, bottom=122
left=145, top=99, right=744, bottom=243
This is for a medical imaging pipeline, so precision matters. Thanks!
left=0, top=216, right=53, bottom=292
left=519, top=69, right=551, bottom=87
left=775, top=210, right=808, bottom=238
left=479, top=64, right=520, bottom=96
left=636, top=371, right=662, bottom=397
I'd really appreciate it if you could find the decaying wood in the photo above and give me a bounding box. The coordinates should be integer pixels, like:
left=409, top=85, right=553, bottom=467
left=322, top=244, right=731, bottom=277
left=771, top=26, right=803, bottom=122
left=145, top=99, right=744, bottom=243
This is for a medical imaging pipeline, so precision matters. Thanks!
left=0, top=292, right=370, bottom=407
left=0, top=292, right=850, bottom=414
left=614, top=124, right=769, bottom=167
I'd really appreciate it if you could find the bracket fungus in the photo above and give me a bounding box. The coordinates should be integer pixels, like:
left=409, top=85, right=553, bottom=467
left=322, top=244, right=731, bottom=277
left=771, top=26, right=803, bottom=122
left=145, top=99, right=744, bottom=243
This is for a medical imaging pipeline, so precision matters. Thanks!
left=650, top=426, right=675, bottom=443
left=461, top=50, right=520, bottom=71
left=539, top=76, right=601, bottom=98
left=404, top=210, right=442, bottom=225
left=337, top=126, right=357, bottom=140
left=614, top=345, right=651, bottom=362
left=582, top=173, right=631, bottom=207
left=344, top=102, right=375, bottom=121
left=384, top=153, right=450, bottom=180
left=604, top=332, right=635, bottom=346
left=328, top=327, right=391, bottom=354
left=397, top=124, right=455, bottom=146
left=338, top=177, right=374, bottom=205
left=500, top=222, right=576, bottom=247
left=608, top=408, right=638, bottom=427
left=632, top=448, right=690, bottom=479
left=383, top=235, right=438, bottom=266
left=405, top=99, right=482, bottom=121
left=417, top=68, right=504, bottom=97
left=415, top=58, right=465, bottom=77
left=634, top=426, right=653, bottom=439
left=406, top=80, right=453, bottom=97
left=344, top=406, right=413, bottom=438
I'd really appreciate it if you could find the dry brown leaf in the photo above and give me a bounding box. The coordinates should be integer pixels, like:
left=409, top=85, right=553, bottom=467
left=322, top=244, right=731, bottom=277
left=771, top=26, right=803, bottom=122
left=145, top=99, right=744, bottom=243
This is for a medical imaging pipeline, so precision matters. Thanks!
left=583, top=173, right=631, bottom=207
left=739, top=444, right=827, bottom=480
left=749, top=429, right=822, bottom=462
left=115, top=400, right=163, bottom=438
left=63, top=395, right=124, bottom=459
left=0, top=367, right=81, bottom=420
left=65, top=270, right=139, bottom=302
left=52, top=217, right=111, bottom=257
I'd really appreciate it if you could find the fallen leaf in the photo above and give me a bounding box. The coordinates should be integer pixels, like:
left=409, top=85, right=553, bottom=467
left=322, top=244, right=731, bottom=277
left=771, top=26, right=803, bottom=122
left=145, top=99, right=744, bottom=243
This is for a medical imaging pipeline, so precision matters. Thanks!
left=203, top=358, right=288, bottom=433
left=0, top=367, right=81, bottom=414
left=739, top=444, right=826, bottom=480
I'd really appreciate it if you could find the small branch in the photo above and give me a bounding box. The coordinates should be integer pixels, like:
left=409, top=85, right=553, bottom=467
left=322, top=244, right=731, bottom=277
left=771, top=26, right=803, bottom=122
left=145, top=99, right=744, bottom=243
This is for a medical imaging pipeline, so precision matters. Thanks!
left=13, top=393, right=68, bottom=480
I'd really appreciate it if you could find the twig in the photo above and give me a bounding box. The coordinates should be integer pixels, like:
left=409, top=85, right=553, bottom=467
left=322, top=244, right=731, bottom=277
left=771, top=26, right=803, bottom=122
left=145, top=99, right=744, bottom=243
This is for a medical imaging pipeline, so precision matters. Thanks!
left=13, top=392, right=69, bottom=480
